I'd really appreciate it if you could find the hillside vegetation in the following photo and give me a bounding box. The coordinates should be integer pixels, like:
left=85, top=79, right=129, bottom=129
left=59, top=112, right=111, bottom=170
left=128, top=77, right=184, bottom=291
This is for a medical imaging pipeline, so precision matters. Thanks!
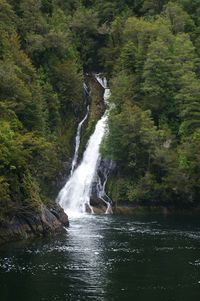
left=0, top=0, right=200, bottom=223
left=0, top=0, right=85, bottom=221
left=99, top=0, right=200, bottom=207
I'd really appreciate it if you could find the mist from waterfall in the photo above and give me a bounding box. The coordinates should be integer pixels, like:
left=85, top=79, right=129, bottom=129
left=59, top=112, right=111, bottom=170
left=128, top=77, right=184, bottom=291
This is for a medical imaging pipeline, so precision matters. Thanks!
left=57, top=75, right=110, bottom=217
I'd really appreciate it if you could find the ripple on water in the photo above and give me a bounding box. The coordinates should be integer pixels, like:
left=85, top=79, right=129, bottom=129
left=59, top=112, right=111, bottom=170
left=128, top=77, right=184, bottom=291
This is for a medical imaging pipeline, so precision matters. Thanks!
left=1, top=214, right=200, bottom=301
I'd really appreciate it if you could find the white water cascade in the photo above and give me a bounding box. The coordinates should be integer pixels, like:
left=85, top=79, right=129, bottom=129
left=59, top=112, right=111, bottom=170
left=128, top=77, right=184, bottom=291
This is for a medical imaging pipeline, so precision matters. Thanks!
left=58, top=76, right=110, bottom=217
left=70, top=105, right=89, bottom=175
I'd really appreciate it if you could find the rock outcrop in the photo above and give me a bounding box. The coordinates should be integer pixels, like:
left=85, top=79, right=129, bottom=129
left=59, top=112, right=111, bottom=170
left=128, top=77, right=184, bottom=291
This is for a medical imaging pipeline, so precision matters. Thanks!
left=0, top=203, right=69, bottom=246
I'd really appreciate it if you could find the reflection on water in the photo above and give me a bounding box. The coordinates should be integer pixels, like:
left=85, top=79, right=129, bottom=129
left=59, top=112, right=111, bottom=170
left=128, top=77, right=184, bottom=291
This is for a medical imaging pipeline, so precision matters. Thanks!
left=0, top=214, right=200, bottom=301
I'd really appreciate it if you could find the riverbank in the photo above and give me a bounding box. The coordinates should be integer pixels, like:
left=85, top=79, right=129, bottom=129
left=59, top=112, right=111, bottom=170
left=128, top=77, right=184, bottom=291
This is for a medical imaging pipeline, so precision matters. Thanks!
left=2, top=202, right=200, bottom=246
left=91, top=204, right=200, bottom=216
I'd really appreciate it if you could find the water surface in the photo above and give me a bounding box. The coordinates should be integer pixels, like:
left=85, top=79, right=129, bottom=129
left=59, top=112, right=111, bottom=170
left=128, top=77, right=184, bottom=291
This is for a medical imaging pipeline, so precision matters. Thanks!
left=0, top=214, right=200, bottom=300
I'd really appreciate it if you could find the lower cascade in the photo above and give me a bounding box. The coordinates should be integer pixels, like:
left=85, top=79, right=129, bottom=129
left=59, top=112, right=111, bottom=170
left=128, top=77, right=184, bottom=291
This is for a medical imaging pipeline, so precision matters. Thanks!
left=57, top=76, right=110, bottom=217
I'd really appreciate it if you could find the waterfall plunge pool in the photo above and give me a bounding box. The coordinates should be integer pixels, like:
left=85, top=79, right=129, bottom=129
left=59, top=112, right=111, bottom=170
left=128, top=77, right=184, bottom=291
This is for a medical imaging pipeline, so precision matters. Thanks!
left=0, top=213, right=200, bottom=301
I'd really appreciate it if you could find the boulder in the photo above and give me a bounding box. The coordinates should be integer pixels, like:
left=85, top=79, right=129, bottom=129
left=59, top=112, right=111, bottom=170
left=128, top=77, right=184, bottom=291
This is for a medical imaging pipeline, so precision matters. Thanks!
left=0, top=203, right=69, bottom=246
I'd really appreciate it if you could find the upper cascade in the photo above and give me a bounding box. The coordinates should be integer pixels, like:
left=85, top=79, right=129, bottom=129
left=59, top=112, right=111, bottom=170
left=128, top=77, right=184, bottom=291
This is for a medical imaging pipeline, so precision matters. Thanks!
left=57, top=75, right=111, bottom=218
left=70, top=105, right=89, bottom=176
left=95, top=75, right=108, bottom=89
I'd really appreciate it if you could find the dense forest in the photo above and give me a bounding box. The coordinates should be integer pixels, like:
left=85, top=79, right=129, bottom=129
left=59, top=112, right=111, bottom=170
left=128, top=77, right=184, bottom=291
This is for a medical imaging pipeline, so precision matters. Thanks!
left=100, top=0, right=200, bottom=207
left=0, top=0, right=200, bottom=224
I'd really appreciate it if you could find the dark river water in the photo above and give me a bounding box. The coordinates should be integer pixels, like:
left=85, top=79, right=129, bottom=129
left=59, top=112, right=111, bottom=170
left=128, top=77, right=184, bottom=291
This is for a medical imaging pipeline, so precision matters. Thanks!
left=0, top=213, right=200, bottom=301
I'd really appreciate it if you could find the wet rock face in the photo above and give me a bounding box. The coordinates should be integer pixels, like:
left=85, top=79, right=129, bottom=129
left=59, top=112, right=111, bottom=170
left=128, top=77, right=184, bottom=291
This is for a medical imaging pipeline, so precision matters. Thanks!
left=90, top=197, right=106, bottom=208
left=0, top=204, right=69, bottom=246
left=91, top=158, right=115, bottom=207
left=50, top=204, right=69, bottom=227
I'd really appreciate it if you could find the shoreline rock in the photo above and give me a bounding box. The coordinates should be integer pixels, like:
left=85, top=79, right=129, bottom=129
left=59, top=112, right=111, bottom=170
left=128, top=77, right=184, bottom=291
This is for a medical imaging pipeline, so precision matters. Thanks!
left=112, top=205, right=200, bottom=215
left=0, top=203, right=69, bottom=246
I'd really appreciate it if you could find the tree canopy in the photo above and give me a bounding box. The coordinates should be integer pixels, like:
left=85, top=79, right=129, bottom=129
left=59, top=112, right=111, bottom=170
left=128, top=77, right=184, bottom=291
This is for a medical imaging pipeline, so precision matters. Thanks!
left=0, top=0, right=200, bottom=220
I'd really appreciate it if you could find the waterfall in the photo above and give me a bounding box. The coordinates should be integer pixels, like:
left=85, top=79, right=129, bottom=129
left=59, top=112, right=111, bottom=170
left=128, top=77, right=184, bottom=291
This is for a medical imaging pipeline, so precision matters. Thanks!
left=95, top=75, right=111, bottom=105
left=95, top=76, right=107, bottom=89
left=58, top=75, right=110, bottom=217
left=70, top=105, right=89, bottom=175
left=83, top=82, right=90, bottom=95
left=96, top=160, right=115, bottom=214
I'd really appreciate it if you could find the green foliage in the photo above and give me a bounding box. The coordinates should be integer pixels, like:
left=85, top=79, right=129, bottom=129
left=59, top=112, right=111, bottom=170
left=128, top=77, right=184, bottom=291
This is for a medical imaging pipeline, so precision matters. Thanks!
left=117, top=41, right=138, bottom=73
left=0, top=0, right=200, bottom=220
left=102, top=104, right=158, bottom=176
left=70, top=6, right=100, bottom=69
left=52, top=60, right=83, bottom=117
left=127, top=172, right=161, bottom=203
left=0, top=0, right=85, bottom=220
left=142, top=37, right=174, bottom=122
left=142, top=0, right=168, bottom=15
left=163, top=1, right=195, bottom=34
left=99, top=1, right=200, bottom=206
